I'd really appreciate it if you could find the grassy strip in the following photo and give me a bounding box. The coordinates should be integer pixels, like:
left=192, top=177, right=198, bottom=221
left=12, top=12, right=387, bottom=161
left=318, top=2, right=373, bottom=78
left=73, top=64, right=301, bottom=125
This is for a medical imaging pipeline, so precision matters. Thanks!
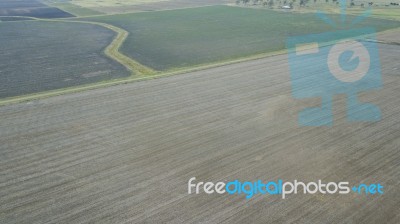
left=73, top=21, right=155, bottom=76
left=99, top=22, right=156, bottom=76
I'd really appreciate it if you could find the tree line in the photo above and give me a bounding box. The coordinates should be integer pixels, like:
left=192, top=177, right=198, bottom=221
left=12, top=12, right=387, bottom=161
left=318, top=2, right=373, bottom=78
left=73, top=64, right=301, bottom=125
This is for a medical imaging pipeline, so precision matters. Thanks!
left=235, top=0, right=400, bottom=8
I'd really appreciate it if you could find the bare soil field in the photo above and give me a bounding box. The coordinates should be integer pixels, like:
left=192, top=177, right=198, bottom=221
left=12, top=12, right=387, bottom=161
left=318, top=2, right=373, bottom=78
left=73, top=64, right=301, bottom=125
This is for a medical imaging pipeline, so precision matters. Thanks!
left=377, top=28, right=400, bottom=43
left=0, top=32, right=399, bottom=223
left=0, top=0, right=73, bottom=18
left=0, top=20, right=130, bottom=98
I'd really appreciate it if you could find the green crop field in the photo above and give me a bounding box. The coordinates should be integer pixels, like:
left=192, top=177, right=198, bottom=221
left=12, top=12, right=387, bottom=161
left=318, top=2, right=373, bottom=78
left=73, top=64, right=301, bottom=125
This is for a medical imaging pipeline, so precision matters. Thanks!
left=83, top=5, right=400, bottom=70
left=0, top=20, right=130, bottom=98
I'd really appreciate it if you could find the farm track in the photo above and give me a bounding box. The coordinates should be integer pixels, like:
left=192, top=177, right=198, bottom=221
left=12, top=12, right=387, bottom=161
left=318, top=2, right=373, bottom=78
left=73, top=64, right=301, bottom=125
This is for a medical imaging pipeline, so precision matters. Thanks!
left=0, top=39, right=399, bottom=223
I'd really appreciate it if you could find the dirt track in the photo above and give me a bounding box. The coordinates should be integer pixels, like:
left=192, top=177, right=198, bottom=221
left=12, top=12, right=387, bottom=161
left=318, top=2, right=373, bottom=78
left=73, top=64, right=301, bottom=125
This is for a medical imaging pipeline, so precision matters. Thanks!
left=0, top=36, right=399, bottom=223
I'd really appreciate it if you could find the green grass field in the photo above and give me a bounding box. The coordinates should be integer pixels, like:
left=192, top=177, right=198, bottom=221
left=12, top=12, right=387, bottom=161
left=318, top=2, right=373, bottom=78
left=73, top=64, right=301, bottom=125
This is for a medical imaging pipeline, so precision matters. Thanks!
left=83, top=5, right=399, bottom=70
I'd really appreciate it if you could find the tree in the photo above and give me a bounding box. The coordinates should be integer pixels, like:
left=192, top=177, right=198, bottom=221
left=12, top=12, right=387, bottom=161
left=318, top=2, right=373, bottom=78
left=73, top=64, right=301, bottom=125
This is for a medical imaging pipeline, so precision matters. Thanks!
left=268, top=0, right=275, bottom=8
left=300, top=0, right=308, bottom=6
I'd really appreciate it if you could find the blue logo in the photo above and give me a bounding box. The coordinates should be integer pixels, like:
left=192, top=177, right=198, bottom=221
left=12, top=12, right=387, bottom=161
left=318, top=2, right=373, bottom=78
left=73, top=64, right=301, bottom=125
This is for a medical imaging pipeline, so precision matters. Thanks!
left=286, top=0, right=382, bottom=126
left=188, top=177, right=384, bottom=200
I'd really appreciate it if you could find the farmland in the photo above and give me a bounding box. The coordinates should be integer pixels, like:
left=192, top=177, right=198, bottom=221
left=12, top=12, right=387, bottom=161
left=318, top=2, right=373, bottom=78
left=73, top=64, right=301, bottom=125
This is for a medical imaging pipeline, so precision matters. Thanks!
left=66, top=0, right=233, bottom=14
left=0, top=5, right=397, bottom=99
left=84, top=5, right=400, bottom=70
left=42, top=0, right=104, bottom=17
left=1, top=35, right=399, bottom=223
left=0, top=0, right=400, bottom=223
left=266, top=1, right=400, bottom=21
left=0, top=0, right=73, bottom=18
left=0, top=20, right=130, bottom=98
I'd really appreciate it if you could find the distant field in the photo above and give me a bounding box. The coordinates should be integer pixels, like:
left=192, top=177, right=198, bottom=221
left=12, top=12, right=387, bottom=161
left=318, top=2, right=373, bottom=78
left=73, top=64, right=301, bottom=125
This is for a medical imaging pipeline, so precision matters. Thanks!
left=350, top=8, right=400, bottom=20
left=0, top=0, right=73, bottom=18
left=84, top=5, right=400, bottom=70
left=71, top=0, right=169, bottom=8
left=42, top=0, right=104, bottom=17
left=0, top=21, right=130, bottom=98
left=275, top=1, right=400, bottom=21
left=69, top=0, right=233, bottom=14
